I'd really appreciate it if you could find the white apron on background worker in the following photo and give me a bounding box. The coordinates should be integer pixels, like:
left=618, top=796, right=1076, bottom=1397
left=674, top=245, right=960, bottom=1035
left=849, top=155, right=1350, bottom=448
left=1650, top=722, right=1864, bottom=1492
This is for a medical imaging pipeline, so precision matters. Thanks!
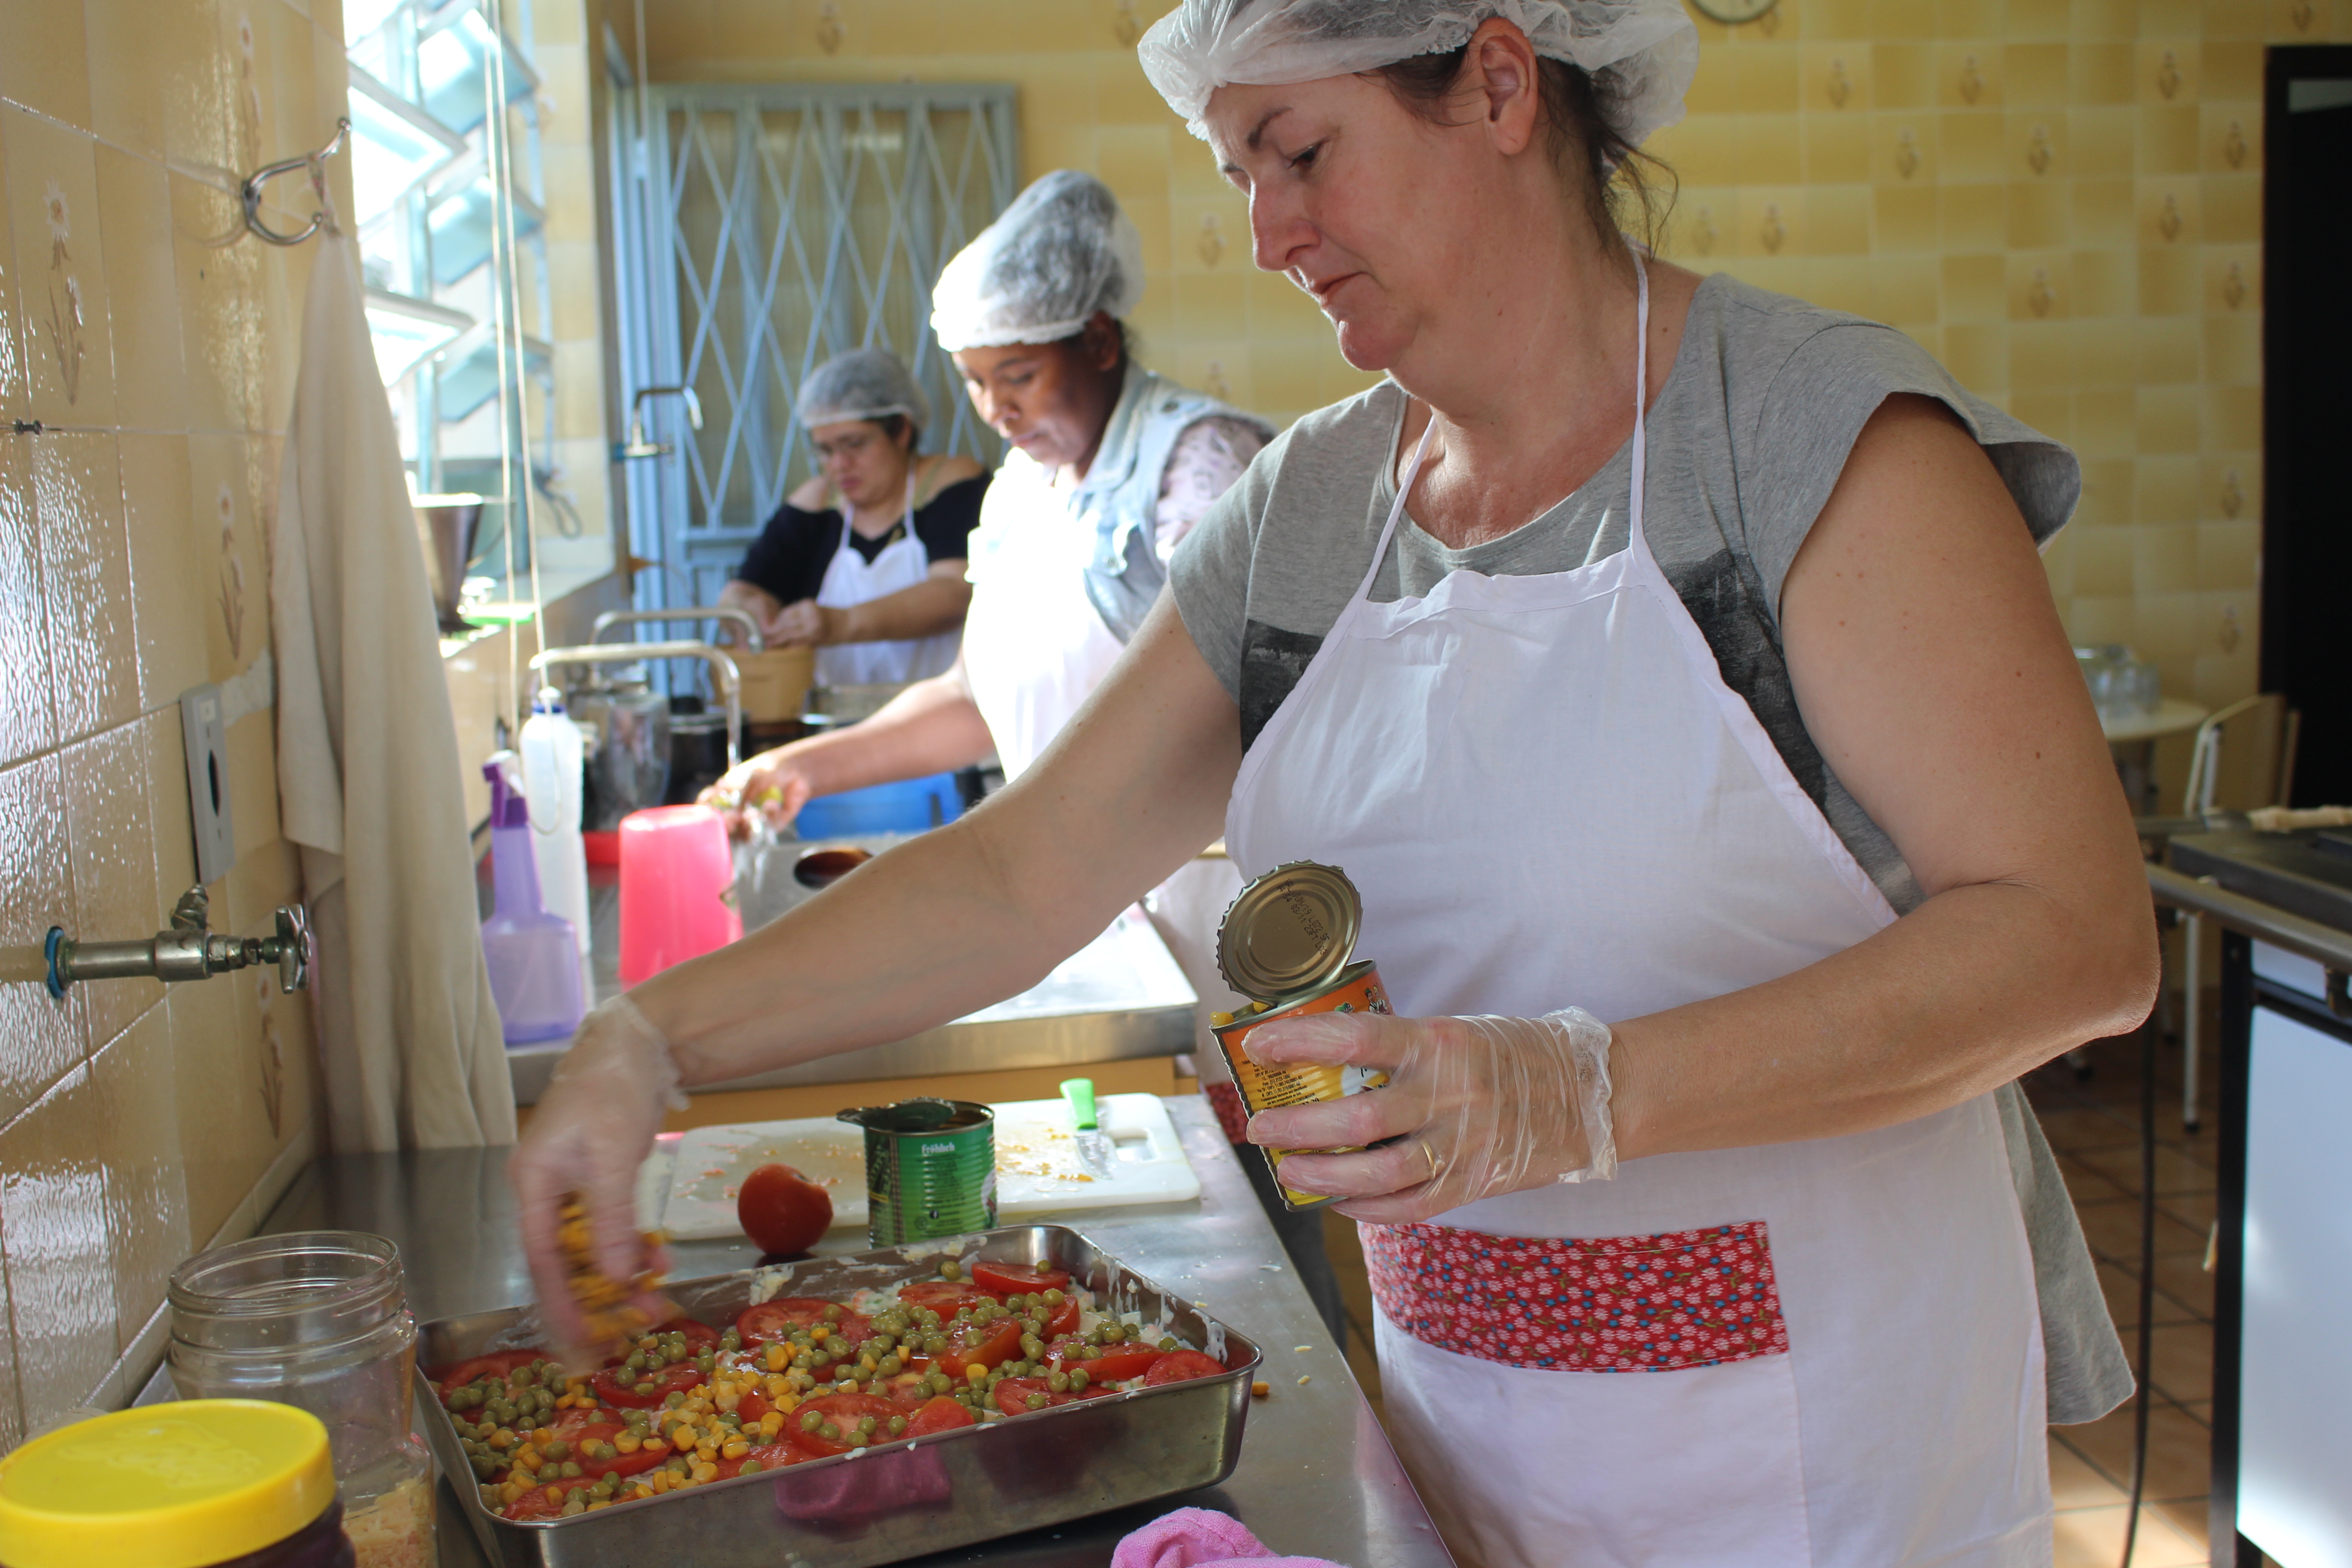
left=1222, top=259, right=2049, bottom=1568
left=961, top=366, right=1260, bottom=1034
left=811, top=478, right=962, bottom=687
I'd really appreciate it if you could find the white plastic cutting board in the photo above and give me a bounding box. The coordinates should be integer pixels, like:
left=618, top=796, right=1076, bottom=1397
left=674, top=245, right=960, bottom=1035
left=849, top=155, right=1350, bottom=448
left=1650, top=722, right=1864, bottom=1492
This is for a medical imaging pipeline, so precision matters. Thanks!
left=657, top=1093, right=1198, bottom=1241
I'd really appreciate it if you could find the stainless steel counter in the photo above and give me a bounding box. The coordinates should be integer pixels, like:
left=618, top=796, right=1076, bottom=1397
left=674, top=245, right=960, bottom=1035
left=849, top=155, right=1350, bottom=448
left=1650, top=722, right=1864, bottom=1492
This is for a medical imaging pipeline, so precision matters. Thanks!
left=508, top=862, right=1198, bottom=1103
left=228, top=1098, right=1453, bottom=1567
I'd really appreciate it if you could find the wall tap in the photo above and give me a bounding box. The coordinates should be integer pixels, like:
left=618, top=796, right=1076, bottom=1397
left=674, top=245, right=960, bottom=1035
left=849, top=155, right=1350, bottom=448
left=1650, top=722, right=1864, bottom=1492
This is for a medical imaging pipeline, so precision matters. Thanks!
left=621, top=385, right=704, bottom=460
left=46, top=886, right=310, bottom=999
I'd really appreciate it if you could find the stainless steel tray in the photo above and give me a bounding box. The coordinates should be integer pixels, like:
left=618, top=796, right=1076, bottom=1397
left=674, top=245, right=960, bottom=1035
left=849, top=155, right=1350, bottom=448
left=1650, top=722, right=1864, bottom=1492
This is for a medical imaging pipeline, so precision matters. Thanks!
left=417, top=1225, right=1263, bottom=1568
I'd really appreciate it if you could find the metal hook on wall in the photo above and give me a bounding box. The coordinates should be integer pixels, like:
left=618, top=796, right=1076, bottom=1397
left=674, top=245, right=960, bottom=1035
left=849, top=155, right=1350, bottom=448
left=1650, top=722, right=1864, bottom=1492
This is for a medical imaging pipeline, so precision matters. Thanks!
left=242, top=117, right=351, bottom=246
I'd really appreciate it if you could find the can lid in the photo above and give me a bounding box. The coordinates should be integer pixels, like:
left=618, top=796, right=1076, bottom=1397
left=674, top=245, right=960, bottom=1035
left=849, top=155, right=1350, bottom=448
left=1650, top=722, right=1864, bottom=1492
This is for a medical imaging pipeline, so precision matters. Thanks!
left=1216, top=861, right=1362, bottom=1002
left=0, top=1400, right=336, bottom=1568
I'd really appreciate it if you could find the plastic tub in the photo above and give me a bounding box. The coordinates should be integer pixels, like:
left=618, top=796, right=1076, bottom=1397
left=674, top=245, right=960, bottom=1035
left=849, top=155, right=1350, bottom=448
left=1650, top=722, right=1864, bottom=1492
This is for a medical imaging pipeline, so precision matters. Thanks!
left=794, top=773, right=963, bottom=838
left=618, top=804, right=744, bottom=983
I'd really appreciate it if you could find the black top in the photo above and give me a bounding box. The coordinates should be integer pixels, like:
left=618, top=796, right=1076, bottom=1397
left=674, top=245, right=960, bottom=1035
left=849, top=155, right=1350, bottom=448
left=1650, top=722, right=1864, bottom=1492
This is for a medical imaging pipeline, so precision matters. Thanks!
left=734, top=472, right=991, bottom=605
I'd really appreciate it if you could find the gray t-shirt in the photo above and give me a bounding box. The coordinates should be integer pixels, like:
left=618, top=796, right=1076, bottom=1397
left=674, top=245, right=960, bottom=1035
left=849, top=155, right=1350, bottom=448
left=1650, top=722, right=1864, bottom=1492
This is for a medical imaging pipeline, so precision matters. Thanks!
left=1170, top=272, right=2130, bottom=1424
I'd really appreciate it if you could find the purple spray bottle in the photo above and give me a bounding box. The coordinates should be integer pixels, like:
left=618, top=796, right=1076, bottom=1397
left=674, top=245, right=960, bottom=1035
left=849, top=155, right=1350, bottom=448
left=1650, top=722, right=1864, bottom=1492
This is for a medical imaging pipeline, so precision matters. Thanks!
left=481, top=752, right=586, bottom=1044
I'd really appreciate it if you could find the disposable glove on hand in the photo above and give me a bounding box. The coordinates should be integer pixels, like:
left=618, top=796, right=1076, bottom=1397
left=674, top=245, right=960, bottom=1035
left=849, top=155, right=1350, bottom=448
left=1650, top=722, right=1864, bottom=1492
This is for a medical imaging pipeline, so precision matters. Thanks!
left=1240, top=1008, right=1617, bottom=1225
left=509, top=994, right=687, bottom=1355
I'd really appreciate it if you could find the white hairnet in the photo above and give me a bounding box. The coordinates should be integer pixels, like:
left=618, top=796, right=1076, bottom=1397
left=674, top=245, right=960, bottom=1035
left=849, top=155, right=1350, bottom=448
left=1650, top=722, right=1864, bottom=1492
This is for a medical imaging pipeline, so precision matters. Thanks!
left=929, top=171, right=1147, bottom=352
left=798, top=347, right=931, bottom=433
left=1137, top=0, right=1698, bottom=149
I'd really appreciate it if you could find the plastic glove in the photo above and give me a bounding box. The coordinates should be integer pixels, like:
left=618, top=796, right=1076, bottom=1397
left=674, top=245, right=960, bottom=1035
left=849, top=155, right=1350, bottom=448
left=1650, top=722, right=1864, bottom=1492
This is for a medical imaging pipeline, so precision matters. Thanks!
left=1239, top=1008, right=1617, bottom=1225
left=700, top=746, right=819, bottom=840
left=509, top=994, right=687, bottom=1357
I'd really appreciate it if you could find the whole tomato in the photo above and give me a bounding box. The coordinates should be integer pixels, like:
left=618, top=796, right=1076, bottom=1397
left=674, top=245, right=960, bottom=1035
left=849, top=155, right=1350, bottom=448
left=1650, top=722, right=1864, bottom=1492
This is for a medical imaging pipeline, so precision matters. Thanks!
left=737, top=1163, right=833, bottom=1256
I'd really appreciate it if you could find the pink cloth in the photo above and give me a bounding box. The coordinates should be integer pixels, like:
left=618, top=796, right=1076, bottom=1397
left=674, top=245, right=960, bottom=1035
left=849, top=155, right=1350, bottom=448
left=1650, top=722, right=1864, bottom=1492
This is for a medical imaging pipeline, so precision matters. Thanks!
left=1111, top=1507, right=1351, bottom=1568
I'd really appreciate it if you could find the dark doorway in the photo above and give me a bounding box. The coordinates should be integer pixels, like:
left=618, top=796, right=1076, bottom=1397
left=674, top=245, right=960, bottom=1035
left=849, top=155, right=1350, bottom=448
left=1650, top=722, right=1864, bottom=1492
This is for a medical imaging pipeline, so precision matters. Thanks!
left=2263, top=46, right=2352, bottom=806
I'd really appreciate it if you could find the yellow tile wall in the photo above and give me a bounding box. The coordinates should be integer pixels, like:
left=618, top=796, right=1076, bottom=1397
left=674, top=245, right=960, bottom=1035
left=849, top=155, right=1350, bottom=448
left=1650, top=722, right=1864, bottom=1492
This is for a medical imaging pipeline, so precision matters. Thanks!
left=1646, top=0, right=2345, bottom=806
left=641, top=0, right=2329, bottom=808
left=0, top=0, right=353, bottom=1440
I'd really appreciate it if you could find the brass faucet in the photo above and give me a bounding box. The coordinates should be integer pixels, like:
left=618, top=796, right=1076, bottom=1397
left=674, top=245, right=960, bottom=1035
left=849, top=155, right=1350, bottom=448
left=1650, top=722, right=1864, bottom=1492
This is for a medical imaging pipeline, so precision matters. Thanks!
left=45, top=886, right=309, bottom=999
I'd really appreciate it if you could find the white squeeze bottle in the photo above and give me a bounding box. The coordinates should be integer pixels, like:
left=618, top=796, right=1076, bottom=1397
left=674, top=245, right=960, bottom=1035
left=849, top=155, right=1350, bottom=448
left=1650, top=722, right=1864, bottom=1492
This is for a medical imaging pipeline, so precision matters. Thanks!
left=519, top=686, right=592, bottom=992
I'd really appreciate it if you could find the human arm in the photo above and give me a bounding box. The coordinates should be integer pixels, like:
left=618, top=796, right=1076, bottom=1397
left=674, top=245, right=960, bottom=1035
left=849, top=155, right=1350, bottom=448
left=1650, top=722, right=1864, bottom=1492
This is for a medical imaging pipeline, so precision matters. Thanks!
left=1155, top=416, right=1269, bottom=559
left=1249, top=395, right=2158, bottom=1218
left=532, top=594, right=1243, bottom=1278
left=714, top=578, right=788, bottom=644
left=698, top=656, right=996, bottom=834
left=764, top=558, right=972, bottom=647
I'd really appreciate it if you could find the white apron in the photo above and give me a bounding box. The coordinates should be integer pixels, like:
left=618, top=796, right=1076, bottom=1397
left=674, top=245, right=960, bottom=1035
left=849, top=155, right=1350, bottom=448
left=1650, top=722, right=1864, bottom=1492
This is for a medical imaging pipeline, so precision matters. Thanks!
left=1224, top=258, right=2050, bottom=1567
left=964, top=451, right=1250, bottom=1044
left=813, top=480, right=960, bottom=686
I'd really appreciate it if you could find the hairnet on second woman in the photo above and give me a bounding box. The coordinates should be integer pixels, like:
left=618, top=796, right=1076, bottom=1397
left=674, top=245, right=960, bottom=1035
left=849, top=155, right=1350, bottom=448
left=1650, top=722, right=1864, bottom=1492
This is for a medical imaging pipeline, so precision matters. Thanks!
left=1137, top=0, right=1699, bottom=147
left=798, top=346, right=932, bottom=432
left=929, top=170, right=1149, bottom=352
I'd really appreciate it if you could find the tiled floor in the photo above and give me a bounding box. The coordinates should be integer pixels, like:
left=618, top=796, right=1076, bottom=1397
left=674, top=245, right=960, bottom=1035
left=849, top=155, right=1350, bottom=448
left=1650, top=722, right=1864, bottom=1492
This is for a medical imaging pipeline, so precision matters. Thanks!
left=1315, top=1024, right=2236, bottom=1567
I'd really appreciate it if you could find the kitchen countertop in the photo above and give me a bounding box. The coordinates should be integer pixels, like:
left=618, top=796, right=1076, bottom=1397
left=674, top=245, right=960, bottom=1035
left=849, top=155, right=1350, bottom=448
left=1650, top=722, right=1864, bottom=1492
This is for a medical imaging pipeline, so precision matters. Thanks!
left=185, top=1098, right=1455, bottom=1568
left=507, top=864, right=1199, bottom=1103
left=2170, top=829, right=2352, bottom=935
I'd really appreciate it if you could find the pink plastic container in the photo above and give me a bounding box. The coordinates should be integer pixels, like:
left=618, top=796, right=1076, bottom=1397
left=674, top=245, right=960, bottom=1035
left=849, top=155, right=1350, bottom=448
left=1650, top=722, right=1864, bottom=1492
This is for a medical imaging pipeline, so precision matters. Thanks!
left=617, top=805, right=744, bottom=984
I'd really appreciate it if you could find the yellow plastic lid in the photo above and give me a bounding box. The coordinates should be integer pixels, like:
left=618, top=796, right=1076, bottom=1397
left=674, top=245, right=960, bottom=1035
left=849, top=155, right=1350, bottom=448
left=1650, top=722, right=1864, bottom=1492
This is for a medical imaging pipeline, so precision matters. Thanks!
left=0, top=1400, right=338, bottom=1568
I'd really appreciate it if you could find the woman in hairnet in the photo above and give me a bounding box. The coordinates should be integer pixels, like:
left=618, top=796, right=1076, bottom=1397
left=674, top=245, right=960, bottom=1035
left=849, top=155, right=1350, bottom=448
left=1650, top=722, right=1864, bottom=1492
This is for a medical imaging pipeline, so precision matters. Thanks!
left=520, top=6, right=2154, bottom=1559
left=716, top=348, right=989, bottom=685
left=698, top=174, right=1344, bottom=1329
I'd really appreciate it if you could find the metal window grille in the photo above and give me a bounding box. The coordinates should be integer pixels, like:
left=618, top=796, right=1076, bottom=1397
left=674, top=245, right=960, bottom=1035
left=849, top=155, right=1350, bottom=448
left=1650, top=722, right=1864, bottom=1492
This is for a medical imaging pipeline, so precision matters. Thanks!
left=612, top=82, right=1019, bottom=634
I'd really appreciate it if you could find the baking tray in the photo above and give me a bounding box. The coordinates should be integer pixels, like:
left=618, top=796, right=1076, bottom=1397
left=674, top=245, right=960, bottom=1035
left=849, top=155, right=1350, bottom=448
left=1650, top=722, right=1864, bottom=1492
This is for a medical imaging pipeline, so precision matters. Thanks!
left=417, top=1225, right=1263, bottom=1568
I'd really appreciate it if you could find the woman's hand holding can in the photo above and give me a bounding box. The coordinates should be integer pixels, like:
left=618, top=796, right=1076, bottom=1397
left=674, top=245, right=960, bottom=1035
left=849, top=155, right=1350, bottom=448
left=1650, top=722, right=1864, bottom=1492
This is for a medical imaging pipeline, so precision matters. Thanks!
left=1240, top=1008, right=1620, bottom=1224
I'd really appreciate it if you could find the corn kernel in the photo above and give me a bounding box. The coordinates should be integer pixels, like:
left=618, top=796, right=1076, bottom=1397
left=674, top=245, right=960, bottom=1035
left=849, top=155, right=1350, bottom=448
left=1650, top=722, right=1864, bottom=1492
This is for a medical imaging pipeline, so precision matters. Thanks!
left=487, top=1429, right=515, bottom=1450
left=765, top=1372, right=789, bottom=1396
left=764, top=1345, right=788, bottom=1372
left=643, top=1439, right=669, bottom=1456
left=692, top=1461, right=718, bottom=1483
left=758, top=1412, right=785, bottom=1436
left=543, top=1485, right=564, bottom=1506
left=649, top=1471, right=672, bottom=1494
left=515, top=1446, right=543, bottom=1470
left=722, top=1439, right=750, bottom=1459
left=810, top=1325, right=829, bottom=1342
left=614, top=1432, right=642, bottom=1454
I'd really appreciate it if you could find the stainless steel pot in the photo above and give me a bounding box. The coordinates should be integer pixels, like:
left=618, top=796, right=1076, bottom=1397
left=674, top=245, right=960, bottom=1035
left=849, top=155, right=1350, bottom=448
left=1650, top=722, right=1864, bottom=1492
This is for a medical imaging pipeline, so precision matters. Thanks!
left=565, top=666, right=670, bottom=832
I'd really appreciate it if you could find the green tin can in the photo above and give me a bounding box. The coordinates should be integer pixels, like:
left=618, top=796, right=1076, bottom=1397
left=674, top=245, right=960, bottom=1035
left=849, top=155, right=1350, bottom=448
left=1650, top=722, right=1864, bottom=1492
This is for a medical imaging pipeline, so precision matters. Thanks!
left=836, top=1098, right=997, bottom=1246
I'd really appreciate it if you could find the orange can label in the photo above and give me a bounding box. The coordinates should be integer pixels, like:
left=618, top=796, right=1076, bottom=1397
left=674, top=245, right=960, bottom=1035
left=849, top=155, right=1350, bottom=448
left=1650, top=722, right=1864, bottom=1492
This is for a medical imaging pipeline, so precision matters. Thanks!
left=1211, top=961, right=1391, bottom=1210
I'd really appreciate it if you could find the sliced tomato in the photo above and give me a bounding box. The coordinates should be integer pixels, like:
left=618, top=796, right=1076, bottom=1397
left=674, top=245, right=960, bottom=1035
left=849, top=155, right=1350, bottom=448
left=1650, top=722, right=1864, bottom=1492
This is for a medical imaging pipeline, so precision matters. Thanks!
left=545, top=1403, right=612, bottom=1441
left=589, top=1362, right=705, bottom=1408
left=993, top=1377, right=1077, bottom=1418
left=904, top=1395, right=975, bottom=1436
left=713, top=1441, right=805, bottom=1480
left=501, top=1477, right=596, bottom=1521
left=1044, top=1336, right=1163, bottom=1382
left=1044, top=1296, right=1081, bottom=1338
left=897, top=1280, right=1003, bottom=1315
left=567, top=1422, right=662, bottom=1480
left=435, top=1348, right=543, bottom=1390
left=736, top=1298, right=873, bottom=1349
left=932, top=1318, right=1023, bottom=1379
left=735, top=1388, right=773, bottom=1424
left=659, top=1318, right=724, bottom=1349
left=787, top=1392, right=903, bottom=1459
left=1141, top=1349, right=1228, bottom=1387
left=970, top=1261, right=1072, bottom=1296
left=876, top=1371, right=940, bottom=1410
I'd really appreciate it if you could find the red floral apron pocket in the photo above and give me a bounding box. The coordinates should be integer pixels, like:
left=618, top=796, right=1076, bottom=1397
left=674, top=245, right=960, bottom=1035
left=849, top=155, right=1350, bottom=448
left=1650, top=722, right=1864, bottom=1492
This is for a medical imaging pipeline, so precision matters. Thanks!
left=1362, top=1220, right=1789, bottom=1372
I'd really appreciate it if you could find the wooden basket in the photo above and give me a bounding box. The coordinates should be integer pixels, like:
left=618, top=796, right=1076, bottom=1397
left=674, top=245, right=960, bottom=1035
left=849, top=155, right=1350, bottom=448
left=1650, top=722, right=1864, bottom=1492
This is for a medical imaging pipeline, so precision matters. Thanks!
left=734, top=646, right=815, bottom=724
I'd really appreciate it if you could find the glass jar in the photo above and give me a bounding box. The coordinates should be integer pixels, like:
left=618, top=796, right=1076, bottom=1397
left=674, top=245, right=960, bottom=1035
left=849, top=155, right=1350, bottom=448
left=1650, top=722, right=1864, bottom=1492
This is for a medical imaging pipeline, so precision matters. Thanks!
left=0, top=1399, right=354, bottom=1568
left=168, top=1233, right=436, bottom=1568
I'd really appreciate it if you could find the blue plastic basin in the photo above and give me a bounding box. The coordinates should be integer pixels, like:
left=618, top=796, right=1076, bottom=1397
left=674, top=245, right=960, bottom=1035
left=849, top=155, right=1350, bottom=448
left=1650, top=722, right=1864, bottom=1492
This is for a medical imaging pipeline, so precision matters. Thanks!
left=794, top=772, right=964, bottom=838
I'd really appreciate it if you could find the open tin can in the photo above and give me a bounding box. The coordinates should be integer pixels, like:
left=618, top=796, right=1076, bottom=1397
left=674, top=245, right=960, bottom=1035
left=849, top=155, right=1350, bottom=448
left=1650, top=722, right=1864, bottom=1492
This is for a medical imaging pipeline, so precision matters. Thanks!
left=1209, top=862, right=1392, bottom=1210
left=837, top=1098, right=997, bottom=1245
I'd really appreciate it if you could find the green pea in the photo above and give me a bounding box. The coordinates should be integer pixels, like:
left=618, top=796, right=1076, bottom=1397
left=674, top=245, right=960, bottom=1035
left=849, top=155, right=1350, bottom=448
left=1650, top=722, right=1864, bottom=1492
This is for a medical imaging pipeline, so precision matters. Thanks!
left=1024, top=1393, right=1047, bottom=1411
left=543, top=1440, right=570, bottom=1460
left=696, top=1354, right=715, bottom=1373
left=880, top=1355, right=902, bottom=1377
left=625, top=1351, right=647, bottom=1373
left=1047, top=1372, right=1069, bottom=1393
left=823, top=1304, right=842, bottom=1321
left=664, top=1391, right=686, bottom=1408
left=1043, top=1288, right=1064, bottom=1305
left=740, top=1458, right=763, bottom=1475
left=470, top=1455, right=498, bottom=1479
left=820, top=1422, right=842, bottom=1441
left=801, top=1410, right=822, bottom=1431
left=633, top=1381, right=656, bottom=1396
left=559, top=1461, right=583, bottom=1479
left=856, top=1416, right=877, bottom=1436
left=1158, top=1338, right=1179, bottom=1352
left=511, top=1366, right=539, bottom=1389
left=1068, top=1369, right=1089, bottom=1391
left=940, top=1260, right=962, bottom=1280
left=887, top=1414, right=906, bottom=1436
left=929, top=1370, right=951, bottom=1394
